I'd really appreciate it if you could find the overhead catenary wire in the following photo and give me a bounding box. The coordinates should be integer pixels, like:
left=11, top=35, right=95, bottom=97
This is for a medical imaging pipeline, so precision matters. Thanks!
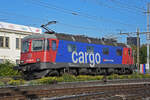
left=0, top=18, right=7, bottom=21
left=0, top=10, right=47, bottom=23
left=91, top=0, right=145, bottom=15
left=139, top=0, right=149, bottom=4
left=58, top=22, right=103, bottom=32
left=81, top=0, right=146, bottom=31
left=0, top=10, right=112, bottom=33
left=110, top=0, right=146, bottom=12
left=26, top=0, right=136, bottom=27
left=0, top=0, right=146, bottom=39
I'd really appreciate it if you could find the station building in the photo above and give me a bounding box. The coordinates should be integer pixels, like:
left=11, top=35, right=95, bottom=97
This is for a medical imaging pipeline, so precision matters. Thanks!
left=0, top=22, right=42, bottom=64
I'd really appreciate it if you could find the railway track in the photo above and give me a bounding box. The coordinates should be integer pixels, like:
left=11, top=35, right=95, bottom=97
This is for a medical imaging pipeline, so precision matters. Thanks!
left=0, top=79, right=150, bottom=100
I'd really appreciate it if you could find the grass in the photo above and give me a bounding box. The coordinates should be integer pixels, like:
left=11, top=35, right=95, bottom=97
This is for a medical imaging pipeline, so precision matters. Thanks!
left=0, top=73, right=149, bottom=86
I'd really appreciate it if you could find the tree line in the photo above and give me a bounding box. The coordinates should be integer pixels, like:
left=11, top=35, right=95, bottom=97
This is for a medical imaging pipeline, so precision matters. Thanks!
left=132, top=44, right=147, bottom=64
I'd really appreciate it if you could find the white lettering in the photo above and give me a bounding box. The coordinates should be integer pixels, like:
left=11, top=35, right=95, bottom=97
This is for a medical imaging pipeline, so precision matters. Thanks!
left=95, top=53, right=101, bottom=64
left=85, top=52, right=88, bottom=63
left=89, top=53, right=95, bottom=67
left=79, top=52, right=84, bottom=63
left=72, top=51, right=78, bottom=63
left=72, top=51, right=101, bottom=67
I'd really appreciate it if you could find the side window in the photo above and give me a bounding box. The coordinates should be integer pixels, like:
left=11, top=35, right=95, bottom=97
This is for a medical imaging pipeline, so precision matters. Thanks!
left=0, top=59, right=3, bottom=63
left=103, top=48, right=109, bottom=55
left=22, top=40, right=29, bottom=53
left=16, top=38, right=21, bottom=49
left=0, top=36, right=9, bottom=48
left=0, top=36, right=4, bottom=47
left=16, top=38, right=19, bottom=49
left=5, top=37, right=9, bottom=48
left=68, top=44, right=76, bottom=52
left=116, top=49, right=122, bottom=56
left=52, top=40, right=56, bottom=51
left=87, top=46, right=94, bottom=53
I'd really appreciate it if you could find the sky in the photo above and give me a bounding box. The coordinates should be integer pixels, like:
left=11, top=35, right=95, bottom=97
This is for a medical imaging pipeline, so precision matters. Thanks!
left=0, top=0, right=149, bottom=44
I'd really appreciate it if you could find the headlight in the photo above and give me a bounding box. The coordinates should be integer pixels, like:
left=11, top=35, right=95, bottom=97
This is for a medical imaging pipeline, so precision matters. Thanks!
left=36, top=58, right=40, bottom=62
left=20, top=60, right=24, bottom=64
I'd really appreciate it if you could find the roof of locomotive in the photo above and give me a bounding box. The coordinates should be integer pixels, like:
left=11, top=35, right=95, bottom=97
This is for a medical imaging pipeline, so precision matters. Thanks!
left=55, top=33, right=127, bottom=47
left=23, top=33, right=127, bottom=47
left=22, top=33, right=57, bottom=40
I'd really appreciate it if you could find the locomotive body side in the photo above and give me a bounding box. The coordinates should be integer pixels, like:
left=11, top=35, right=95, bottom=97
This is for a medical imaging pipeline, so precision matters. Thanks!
left=17, top=33, right=134, bottom=79
left=54, top=39, right=134, bottom=74
left=55, top=40, right=123, bottom=65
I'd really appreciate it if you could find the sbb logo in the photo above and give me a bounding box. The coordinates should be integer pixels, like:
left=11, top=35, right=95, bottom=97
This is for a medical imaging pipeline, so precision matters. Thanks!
left=72, top=51, right=101, bottom=67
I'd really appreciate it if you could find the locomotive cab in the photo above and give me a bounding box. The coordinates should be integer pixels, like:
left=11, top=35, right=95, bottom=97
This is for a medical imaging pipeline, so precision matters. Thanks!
left=20, top=38, right=58, bottom=64
left=17, top=34, right=59, bottom=79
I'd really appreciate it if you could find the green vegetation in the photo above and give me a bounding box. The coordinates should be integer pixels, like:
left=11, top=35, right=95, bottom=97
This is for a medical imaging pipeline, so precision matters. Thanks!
left=77, top=75, right=103, bottom=81
left=0, top=73, right=149, bottom=86
left=131, top=44, right=150, bottom=64
left=107, top=74, right=120, bottom=80
left=7, top=79, right=25, bottom=86
left=0, top=60, right=21, bottom=77
left=62, top=73, right=77, bottom=82
left=0, top=81, right=5, bottom=86
left=139, top=45, right=147, bottom=64
left=36, top=77, right=61, bottom=84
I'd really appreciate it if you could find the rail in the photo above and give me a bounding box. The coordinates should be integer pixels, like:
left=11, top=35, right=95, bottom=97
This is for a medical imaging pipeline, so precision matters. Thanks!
left=0, top=79, right=150, bottom=100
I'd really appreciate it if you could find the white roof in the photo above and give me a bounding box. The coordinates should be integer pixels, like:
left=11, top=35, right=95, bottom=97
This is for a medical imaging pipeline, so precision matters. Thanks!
left=0, top=21, right=42, bottom=34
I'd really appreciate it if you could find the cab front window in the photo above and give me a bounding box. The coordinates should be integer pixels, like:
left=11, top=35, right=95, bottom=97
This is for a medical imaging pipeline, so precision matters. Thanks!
left=22, top=41, right=29, bottom=53
left=32, top=40, right=44, bottom=51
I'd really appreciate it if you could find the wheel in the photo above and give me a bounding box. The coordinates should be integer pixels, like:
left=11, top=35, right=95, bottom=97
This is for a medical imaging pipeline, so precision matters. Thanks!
left=69, top=69, right=77, bottom=76
left=79, top=68, right=88, bottom=75
left=46, top=70, right=59, bottom=76
left=22, top=72, right=34, bottom=80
